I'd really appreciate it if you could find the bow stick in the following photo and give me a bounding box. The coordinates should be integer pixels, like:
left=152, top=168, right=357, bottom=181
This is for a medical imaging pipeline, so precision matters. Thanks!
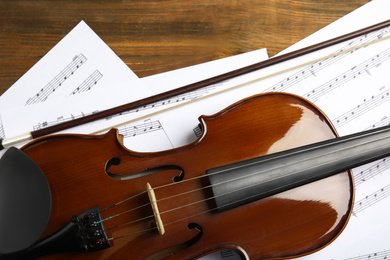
left=1, top=19, right=390, bottom=150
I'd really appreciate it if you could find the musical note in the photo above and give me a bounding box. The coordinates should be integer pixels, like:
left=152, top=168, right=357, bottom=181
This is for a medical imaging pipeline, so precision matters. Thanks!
left=105, top=84, right=218, bottom=121
left=352, top=183, right=390, bottom=215
left=118, top=119, right=163, bottom=138
left=332, top=90, right=390, bottom=129
left=304, top=48, right=390, bottom=102
left=193, top=124, right=203, bottom=138
left=70, top=70, right=103, bottom=95
left=57, top=116, right=64, bottom=123
left=25, top=54, right=87, bottom=105
left=33, top=110, right=90, bottom=131
left=366, top=115, right=390, bottom=130
left=343, top=249, right=390, bottom=260
left=264, top=26, right=390, bottom=94
left=220, top=250, right=236, bottom=258
left=199, top=249, right=242, bottom=260
left=354, top=158, right=389, bottom=187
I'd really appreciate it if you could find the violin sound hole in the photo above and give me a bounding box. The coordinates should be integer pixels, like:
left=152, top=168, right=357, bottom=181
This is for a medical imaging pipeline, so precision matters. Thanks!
left=145, top=223, right=203, bottom=260
left=173, top=171, right=184, bottom=182
left=105, top=157, right=184, bottom=181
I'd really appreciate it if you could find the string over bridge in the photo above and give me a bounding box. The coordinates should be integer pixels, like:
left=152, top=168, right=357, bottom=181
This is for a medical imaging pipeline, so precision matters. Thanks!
left=147, top=182, right=165, bottom=235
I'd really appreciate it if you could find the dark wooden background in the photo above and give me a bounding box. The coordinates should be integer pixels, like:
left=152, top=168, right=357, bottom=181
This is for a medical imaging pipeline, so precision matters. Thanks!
left=0, top=0, right=370, bottom=96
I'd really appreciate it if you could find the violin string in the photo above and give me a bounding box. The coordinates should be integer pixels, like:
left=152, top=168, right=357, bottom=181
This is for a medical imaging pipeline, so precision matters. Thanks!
left=101, top=133, right=390, bottom=243
left=89, top=34, right=390, bottom=137
left=94, top=33, right=390, bottom=225
left=97, top=200, right=149, bottom=224
left=98, top=126, right=390, bottom=225
left=97, top=127, right=390, bottom=238
left=98, top=123, right=387, bottom=221
left=104, top=163, right=340, bottom=243
left=101, top=139, right=362, bottom=243
left=93, top=32, right=390, bottom=225
left=98, top=191, right=147, bottom=214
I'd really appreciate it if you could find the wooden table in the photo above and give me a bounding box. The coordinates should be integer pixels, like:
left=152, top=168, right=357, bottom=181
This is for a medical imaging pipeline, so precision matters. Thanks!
left=0, top=0, right=370, bottom=96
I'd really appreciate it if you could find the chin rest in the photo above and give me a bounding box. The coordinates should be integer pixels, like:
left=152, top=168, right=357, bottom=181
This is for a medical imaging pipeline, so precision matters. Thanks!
left=0, top=147, right=52, bottom=254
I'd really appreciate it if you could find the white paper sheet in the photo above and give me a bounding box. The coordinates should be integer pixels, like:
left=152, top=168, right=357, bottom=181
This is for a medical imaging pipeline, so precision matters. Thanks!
left=0, top=21, right=145, bottom=109
left=2, top=0, right=390, bottom=258
left=0, top=20, right=149, bottom=142
left=0, top=42, right=268, bottom=154
left=197, top=0, right=390, bottom=258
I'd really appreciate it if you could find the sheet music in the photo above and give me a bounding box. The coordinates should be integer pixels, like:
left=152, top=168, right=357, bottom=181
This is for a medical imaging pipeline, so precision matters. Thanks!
left=1, top=0, right=390, bottom=258
left=173, top=0, right=390, bottom=258
left=274, top=0, right=390, bottom=258
left=0, top=43, right=268, bottom=154
left=0, top=20, right=149, bottom=142
left=25, top=53, right=88, bottom=105
left=70, top=69, right=103, bottom=95
left=344, top=250, right=390, bottom=260
left=0, top=21, right=146, bottom=109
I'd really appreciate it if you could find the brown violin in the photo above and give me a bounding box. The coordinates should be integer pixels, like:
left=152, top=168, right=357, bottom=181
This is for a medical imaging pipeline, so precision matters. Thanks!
left=3, top=92, right=390, bottom=259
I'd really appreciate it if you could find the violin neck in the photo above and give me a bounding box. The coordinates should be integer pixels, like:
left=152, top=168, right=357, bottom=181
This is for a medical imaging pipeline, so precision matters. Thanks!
left=207, top=125, right=390, bottom=212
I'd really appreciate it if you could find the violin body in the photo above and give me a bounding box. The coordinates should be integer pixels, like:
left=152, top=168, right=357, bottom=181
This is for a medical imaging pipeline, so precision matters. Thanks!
left=21, top=93, right=353, bottom=259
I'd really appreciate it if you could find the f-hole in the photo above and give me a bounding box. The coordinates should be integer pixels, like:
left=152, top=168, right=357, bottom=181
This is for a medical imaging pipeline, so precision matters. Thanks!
left=144, top=223, right=203, bottom=260
left=105, top=157, right=184, bottom=182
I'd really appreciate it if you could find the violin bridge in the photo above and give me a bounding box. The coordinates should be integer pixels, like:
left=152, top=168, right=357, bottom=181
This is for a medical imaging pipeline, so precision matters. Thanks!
left=146, top=182, right=165, bottom=235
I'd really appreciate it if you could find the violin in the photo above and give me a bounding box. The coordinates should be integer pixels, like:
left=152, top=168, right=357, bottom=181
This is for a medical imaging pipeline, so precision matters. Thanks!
left=2, top=19, right=390, bottom=259
left=8, top=91, right=390, bottom=259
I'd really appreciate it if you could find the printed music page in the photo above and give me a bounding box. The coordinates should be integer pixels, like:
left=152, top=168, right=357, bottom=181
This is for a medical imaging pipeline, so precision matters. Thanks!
left=2, top=0, right=389, bottom=258
left=0, top=23, right=268, bottom=155
left=0, top=21, right=145, bottom=110
left=198, top=0, right=390, bottom=259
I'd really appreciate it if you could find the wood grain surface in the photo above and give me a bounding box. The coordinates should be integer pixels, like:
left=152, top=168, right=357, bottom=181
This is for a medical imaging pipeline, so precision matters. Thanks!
left=0, top=0, right=369, bottom=96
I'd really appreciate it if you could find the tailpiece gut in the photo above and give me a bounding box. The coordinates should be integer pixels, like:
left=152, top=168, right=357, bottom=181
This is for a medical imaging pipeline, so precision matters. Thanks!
left=0, top=206, right=110, bottom=260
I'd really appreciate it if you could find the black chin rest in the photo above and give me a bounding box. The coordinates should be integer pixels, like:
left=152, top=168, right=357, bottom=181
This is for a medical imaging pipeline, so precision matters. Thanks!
left=0, top=147, right=52, bottom=254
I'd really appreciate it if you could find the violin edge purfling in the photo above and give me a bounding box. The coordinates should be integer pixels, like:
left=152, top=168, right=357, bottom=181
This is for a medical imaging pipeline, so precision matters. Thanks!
left=11, top=92, right=356, bottom=259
